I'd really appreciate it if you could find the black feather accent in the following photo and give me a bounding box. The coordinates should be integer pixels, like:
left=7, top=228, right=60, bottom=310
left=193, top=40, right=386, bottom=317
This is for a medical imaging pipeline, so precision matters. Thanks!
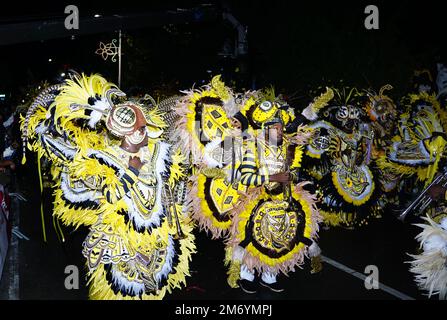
left=88, top=97, right=96, bottom=105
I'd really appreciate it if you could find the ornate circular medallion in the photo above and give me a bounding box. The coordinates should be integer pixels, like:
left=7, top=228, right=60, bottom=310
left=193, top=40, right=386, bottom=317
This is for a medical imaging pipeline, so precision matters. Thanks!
left=252, top=200, right=300, bottom=252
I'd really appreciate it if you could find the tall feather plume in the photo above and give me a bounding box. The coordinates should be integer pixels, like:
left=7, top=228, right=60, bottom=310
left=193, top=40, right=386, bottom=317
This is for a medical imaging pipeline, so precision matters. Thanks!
left=408, top=216, right=447, bottom=299
left=302, top=87, right=334, bottom=121
left=52, top=73, right=119, bottom=133
left=21, top=84, right=63, bottom=164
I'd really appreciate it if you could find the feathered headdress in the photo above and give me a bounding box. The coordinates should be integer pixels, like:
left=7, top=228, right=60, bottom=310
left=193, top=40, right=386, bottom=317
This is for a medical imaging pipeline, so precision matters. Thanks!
left=364, top=84, right=396, bottom=122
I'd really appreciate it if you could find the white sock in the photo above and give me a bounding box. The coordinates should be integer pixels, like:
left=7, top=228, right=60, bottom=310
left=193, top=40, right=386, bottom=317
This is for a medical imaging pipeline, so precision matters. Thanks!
left=240, top=265, right=255, bottom=282
left=261, top=271, right=277, bottom=284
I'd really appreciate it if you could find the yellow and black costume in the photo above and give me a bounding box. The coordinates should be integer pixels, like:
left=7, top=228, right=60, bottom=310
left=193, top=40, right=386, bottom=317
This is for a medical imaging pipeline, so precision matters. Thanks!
left=301, top=87, right=381, bottom=228
left=171, top=77, right=321, bottom=288
left=21, top=73, right=195, bottom=300
left=376, top=90, right=447, bottom=217
left=364, top=85, right=400, bottom=194
left=225, top=95, right=321, bottom=287
left=171, top=75, right=249, bottom=239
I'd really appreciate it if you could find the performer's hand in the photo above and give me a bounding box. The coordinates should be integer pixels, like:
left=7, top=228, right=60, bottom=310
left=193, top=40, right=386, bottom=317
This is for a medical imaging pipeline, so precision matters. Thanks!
left=129, top=156, right=144, bottom=171
left=427, top=184, right=447, bottom=201
left=269, top=172, right=290, bottom=183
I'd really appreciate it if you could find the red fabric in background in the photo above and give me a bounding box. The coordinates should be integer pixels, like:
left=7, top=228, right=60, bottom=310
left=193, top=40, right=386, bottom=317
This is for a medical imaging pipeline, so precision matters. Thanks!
left=0, top=185, right=11, bottom=242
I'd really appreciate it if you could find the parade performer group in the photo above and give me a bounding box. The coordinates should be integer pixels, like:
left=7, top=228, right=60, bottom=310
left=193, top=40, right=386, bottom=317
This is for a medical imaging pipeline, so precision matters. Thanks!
left=170, top=79, right=321, bottom=293
left=20, top=64, right=447, bottom=300
left=300, top=86, right=381, bottom=228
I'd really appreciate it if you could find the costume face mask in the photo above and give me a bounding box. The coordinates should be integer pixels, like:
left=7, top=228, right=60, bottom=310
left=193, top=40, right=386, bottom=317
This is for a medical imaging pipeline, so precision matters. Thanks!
left=106, top=102, right=163, bottom=141
left=335, top=105, right=361, bottom=131
left=106, top=103, right=146, bottom=136
left=336, top=105, right=360, bottom=122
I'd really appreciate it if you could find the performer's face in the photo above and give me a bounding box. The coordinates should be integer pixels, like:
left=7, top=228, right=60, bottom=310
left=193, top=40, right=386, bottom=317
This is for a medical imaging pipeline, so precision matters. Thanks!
left=267, top=123, right=283, bottom=146
left=230, top=117, right=242, bottom=130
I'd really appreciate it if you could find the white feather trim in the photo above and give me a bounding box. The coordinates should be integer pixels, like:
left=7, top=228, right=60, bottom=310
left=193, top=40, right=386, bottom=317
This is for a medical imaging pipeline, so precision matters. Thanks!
left=3, top=146, right=15, bottom=159
left=224, top=97, right=238, bottom=117
left=423, top=234, right=447, bottom=252
left=123, top=142, right=170, bottom=231
left=232, top=245, right=246, bottom=261
left=3, top=114, right=14, bottom=128
left=88, top=110, right=103, bottom=128
left=93, top=99, right=110, bottom=112
left=35, top=124, right=48, bottom=134
left=409, top=216, right=447, bottom=299
left=109, top=235, right=176, bottom=296
left=155, top=236, right=175, bottom=282
left=308, top=241, right=322, bottom=258
left=88, top=99, right=110, bottom=128
left=156, top=141, right=170, bottom=175
left=203, top=138, right=223, bottom=168
left=60, top=172, right=100, bottom=203
left=111, top=266, right=145, bottom=296
left=302, top=106, right=318, bottom=121
left=42, top=135, right=77, bottom=158
left=440, top=217, right=447, bottom=231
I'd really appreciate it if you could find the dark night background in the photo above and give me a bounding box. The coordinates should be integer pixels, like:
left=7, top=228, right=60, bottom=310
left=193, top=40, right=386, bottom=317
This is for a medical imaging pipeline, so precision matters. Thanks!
left=0, top=0, right=446, bottom=106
